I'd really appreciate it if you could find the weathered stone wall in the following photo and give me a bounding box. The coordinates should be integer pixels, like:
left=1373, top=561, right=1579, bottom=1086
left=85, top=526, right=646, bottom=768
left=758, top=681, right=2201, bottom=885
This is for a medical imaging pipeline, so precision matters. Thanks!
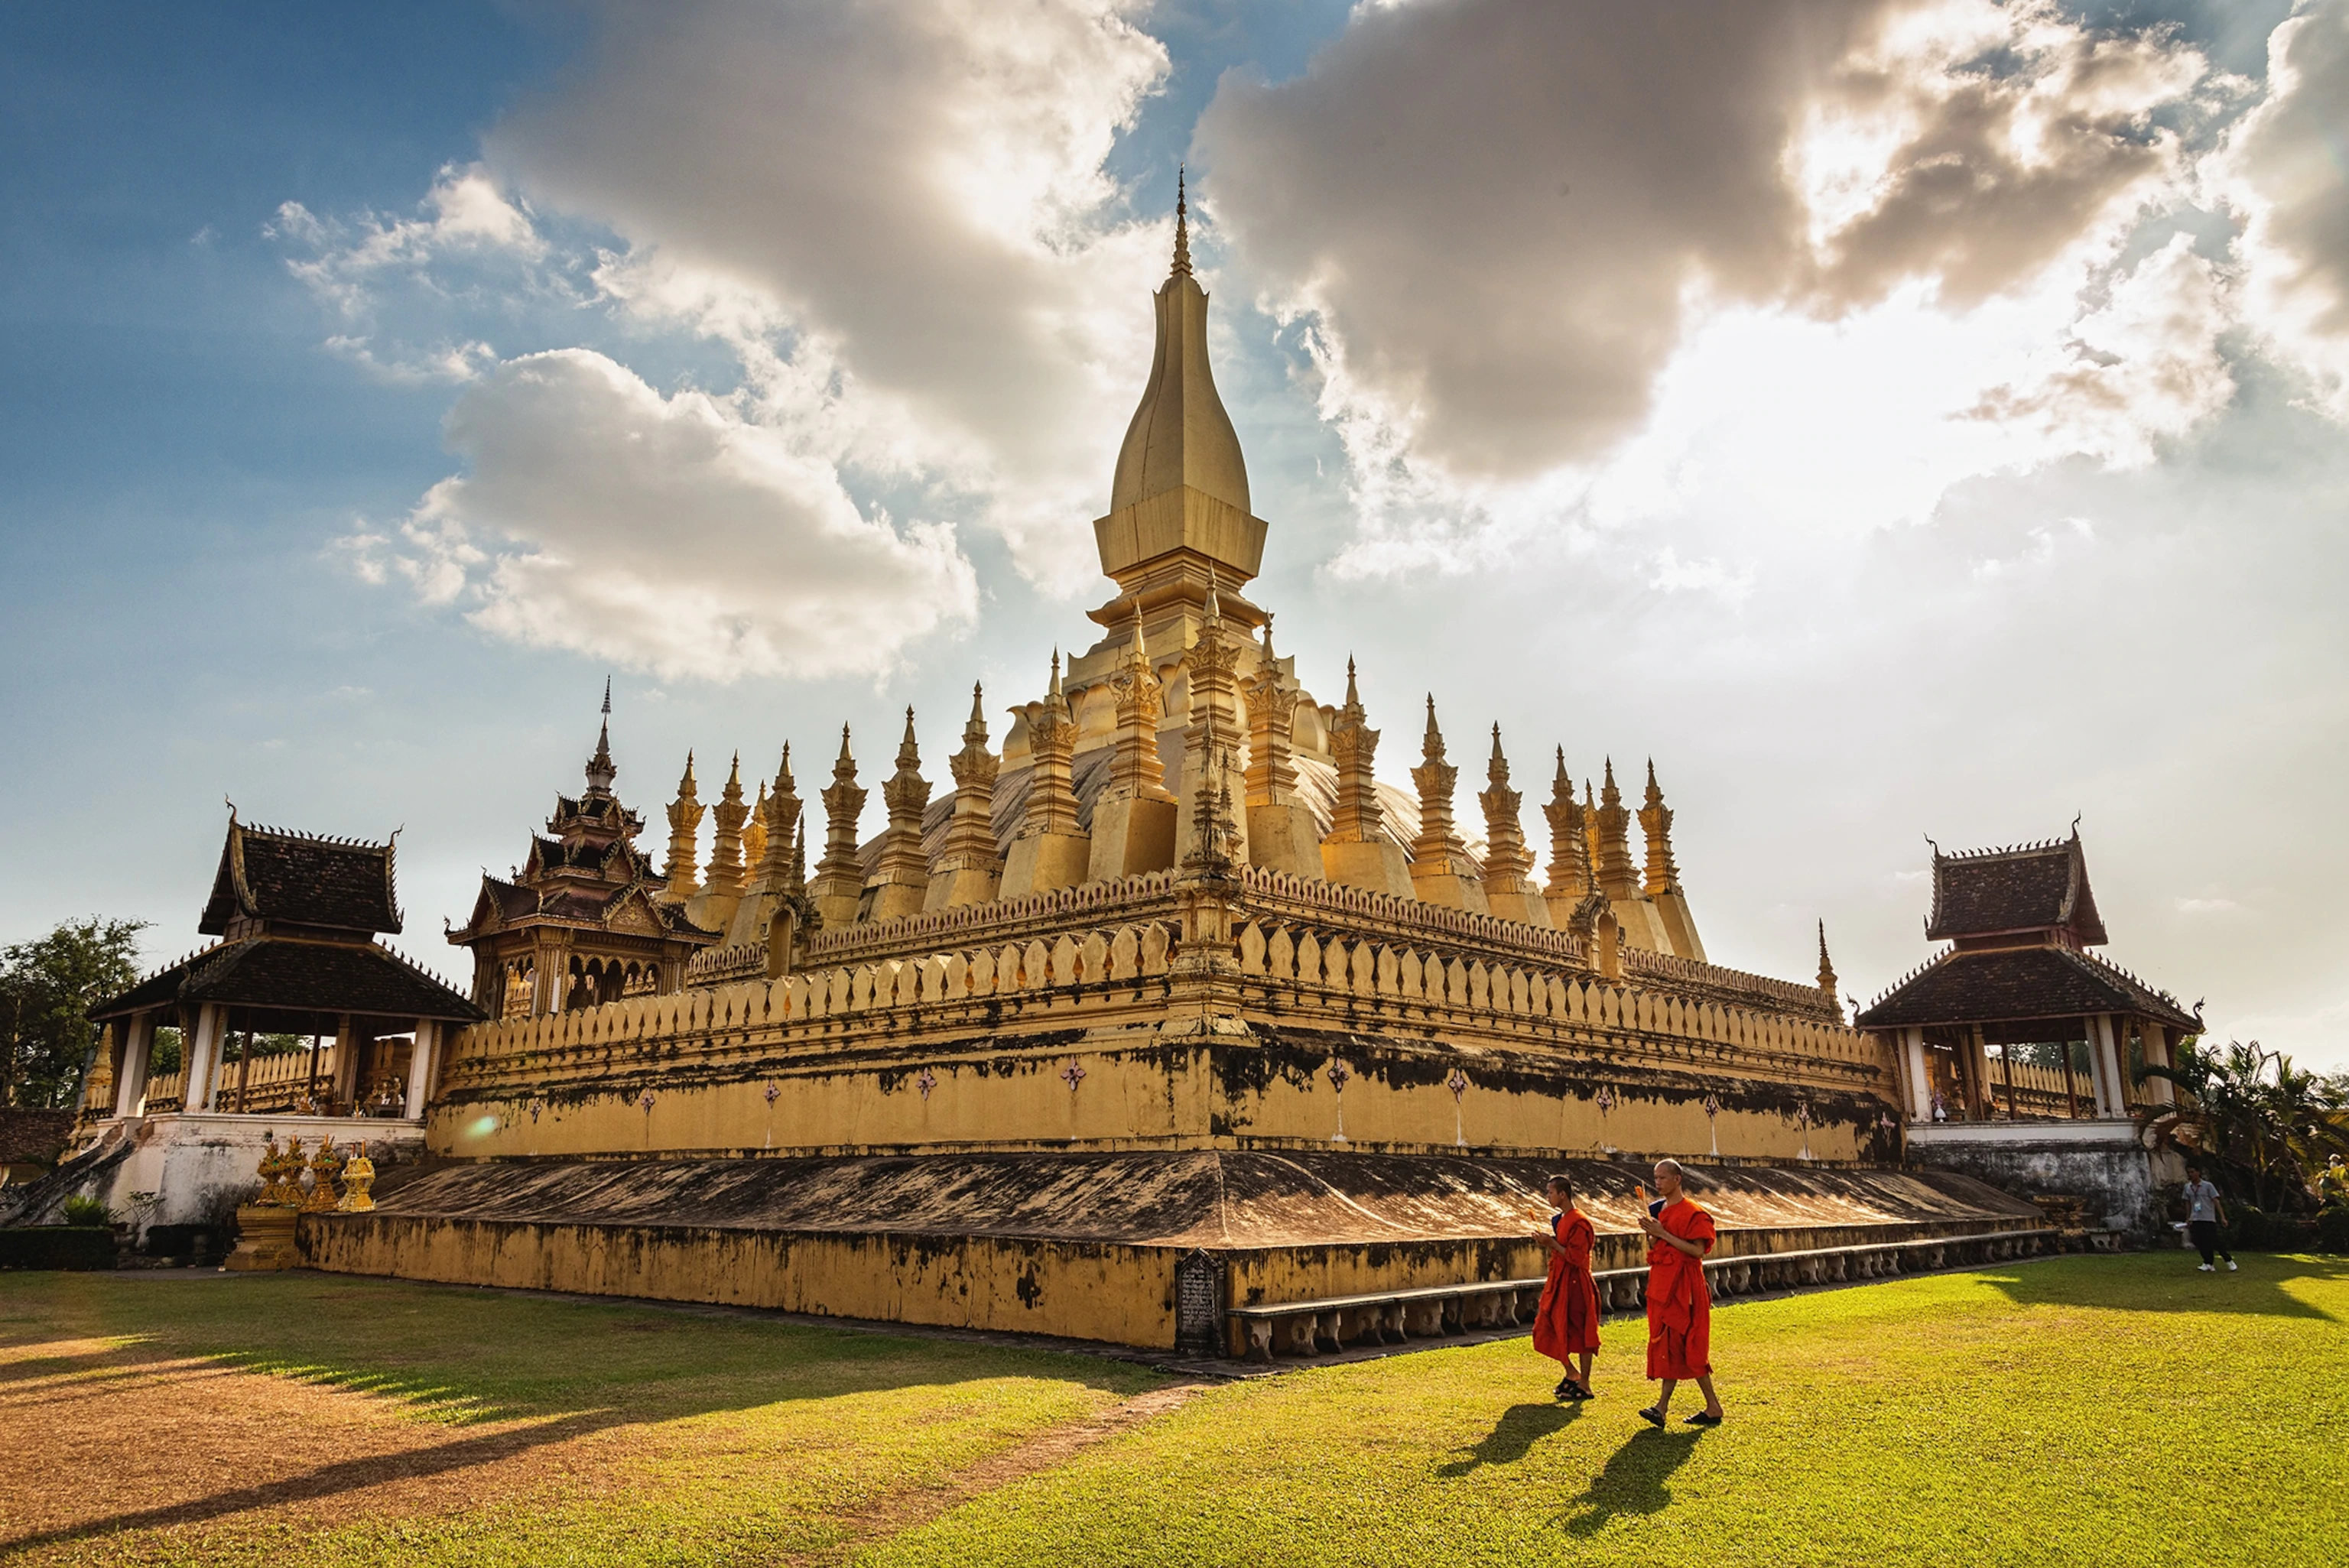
left=1904, top=1122, right=2172, bottom=1235
left=301, top=1151, right=2040, bottom=1349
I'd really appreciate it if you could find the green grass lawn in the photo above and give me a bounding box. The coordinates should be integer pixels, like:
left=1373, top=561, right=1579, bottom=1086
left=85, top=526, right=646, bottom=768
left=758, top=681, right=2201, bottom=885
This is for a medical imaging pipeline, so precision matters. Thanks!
left=873, top=1251, right=2349, bottom=1568
left=3, top=1252, right=2342, bottom=1567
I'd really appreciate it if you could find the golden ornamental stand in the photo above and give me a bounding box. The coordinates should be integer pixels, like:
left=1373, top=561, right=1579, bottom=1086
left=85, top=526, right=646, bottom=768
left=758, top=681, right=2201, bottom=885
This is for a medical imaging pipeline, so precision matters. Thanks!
left=223, top=1135, right=303, bottom=1272
left=336, top=1154, right=377, bottom=1213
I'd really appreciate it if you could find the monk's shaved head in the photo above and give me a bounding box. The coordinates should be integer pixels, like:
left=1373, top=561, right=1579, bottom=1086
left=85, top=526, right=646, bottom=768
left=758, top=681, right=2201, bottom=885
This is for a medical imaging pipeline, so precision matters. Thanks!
left=1654, top=1158, right=1685, bottom=1179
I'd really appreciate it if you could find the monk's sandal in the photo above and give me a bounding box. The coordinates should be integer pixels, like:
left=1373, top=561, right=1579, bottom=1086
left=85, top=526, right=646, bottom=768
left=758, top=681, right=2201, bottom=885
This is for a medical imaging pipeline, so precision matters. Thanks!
left=1639, top=1407, right=1667, bottom=1429
left=1684, top=1411, right=1723, bottom=1427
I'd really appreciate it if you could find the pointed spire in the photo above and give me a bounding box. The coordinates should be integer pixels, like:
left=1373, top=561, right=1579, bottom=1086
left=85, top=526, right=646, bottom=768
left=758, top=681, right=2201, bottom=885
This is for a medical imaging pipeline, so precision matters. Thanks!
left=1172, top=165, right=1191, bottom=278
left=1048, top=648, right=1065, bottom=703
left=1818, top=920, right=1842, bottom=1021
left=869, top=706, right=933, bottom=916
left=1422, top=695, right=1445, bottom=763
left=809, top=725, right=868, bottom=926
left=1594, top=757, right=1639, bottom=901
left=1542, top=746, right=1591, bottom=906
left=586, top=681, right=617, bottom=791
left=707, top=752, right=749, bottom=898
left=1478, top=724, right=1535, bottom=894
left=661, top=748, right=706, bottom=902
left=965, top=680, right=989, bottom=741
left=1637, top=758, right=1679, bottom=897
left=1326, top=656, right=1385, bottom=846
left=750, top=740, right=801, bottom=895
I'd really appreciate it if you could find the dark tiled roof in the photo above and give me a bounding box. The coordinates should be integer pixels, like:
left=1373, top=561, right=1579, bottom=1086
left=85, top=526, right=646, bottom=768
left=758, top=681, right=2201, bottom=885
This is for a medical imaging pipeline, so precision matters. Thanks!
left=1856, top=944, right=2197, bottom=1032
left=199, top=819, right=402, bottom=936
left=1925, top=835, right=2105, bottom=943
left=93, top=938, right=482, bottom=1023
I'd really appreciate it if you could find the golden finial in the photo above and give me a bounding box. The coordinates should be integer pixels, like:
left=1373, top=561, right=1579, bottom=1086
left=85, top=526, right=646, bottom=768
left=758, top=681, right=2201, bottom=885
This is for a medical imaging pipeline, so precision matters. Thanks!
left=1172, top=167, right=1192, bottom=278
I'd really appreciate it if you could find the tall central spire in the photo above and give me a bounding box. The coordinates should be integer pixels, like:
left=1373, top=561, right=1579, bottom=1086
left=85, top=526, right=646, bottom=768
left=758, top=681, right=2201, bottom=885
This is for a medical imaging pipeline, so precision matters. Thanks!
left=1093, top=176, right=1264, bottom=644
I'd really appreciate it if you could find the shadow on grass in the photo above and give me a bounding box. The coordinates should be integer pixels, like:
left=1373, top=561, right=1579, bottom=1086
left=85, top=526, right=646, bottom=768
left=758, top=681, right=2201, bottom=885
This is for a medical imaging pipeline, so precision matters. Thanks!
left=0, top=1269, right=1157, bottom=1557
left=56, top=1271, right=1150, bottom=1423
left=3, top=1409, right=629, bottom=1557
left=1559, top=1429, right=1703, bottom=1536
left=1977, top=1253, right=2347, bottom=1322
left=1436, top=1401, right=1584, bottom=1475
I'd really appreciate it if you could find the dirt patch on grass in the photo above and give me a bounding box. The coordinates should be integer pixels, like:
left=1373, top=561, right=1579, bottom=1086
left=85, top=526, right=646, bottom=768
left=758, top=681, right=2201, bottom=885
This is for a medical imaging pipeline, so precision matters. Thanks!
left=801, top=1381, right=1215, bottom=1566
left=0, top=1333, right=629, bottom=1562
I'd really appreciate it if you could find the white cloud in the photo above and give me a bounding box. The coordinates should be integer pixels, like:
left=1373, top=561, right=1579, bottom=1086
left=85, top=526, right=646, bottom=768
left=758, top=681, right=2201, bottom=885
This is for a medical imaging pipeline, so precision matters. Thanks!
left=271, top=164, right=548, bottom=315
left=343, top=350, right=976, bottom=682
left=2174, top=895, right=2245, bottom=916
left=1964, top=234, right=2236, bottom=466
left=2213, top=0, right=2349, bottom=417
left=1196, top=0, right=2234, bottom=574
left=482, top=0, right=1174, bottom=593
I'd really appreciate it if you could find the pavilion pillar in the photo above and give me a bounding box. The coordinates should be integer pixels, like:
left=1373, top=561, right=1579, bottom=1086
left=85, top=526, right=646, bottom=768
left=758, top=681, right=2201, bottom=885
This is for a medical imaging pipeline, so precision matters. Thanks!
left=330, top=1014, right=359, bottom=1109
left=1900, top=1027, right=1932, bottom=1122
left=403, top=1019, right=438, bottom=1119
left=184, top=1004, right=226, bottom=1114
left=2087, top=1014, right=2126, bottom=1118
left=1966, top=1026, right=1994, bottom=1121
left=2140, top=1021, right=2175, bottom=1107
left=112, top=1011, right=156, bottom=1119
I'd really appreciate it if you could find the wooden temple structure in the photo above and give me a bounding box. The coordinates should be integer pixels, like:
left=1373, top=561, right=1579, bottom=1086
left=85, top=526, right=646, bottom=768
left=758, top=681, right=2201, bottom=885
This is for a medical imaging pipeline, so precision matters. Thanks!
left=447, top=687, right=723, bottom=1018
left=1857, top=831, right=2200, bottom=1124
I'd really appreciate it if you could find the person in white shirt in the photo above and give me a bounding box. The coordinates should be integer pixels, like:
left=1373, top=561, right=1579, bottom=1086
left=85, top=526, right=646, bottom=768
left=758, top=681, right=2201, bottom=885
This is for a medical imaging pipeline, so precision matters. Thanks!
left=2182, top=1163, right=2236, bottom=1272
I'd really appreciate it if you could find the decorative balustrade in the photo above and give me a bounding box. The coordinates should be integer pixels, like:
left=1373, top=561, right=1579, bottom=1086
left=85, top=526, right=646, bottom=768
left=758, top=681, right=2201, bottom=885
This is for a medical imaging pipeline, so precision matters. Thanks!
left=125, top=1047, right=346, bottom=1115
left=1226, top=912, right=1874, bottom=1072
left=1620, top=945, right=1842, bottom=1022
left=454, top=917, right=1184, bottom=1070
left=1230, top=865, right=1583, bottom=962
left=456, top=885, right=1876, bottom=1089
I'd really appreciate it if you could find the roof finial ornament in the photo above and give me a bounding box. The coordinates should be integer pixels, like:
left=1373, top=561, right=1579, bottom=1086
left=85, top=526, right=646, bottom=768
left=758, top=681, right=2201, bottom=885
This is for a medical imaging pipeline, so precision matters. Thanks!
left=1172, top=165, right=1192, bottom=278
left=602, top=675, right=611, bottom=716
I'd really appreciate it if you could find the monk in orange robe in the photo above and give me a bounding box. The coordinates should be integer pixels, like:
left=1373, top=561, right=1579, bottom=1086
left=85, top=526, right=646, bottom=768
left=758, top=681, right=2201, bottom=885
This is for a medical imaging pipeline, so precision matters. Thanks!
left=1530, top=1174, right=1602, bottom=1400
left=1638, top=1157, right=1724, bottom=1428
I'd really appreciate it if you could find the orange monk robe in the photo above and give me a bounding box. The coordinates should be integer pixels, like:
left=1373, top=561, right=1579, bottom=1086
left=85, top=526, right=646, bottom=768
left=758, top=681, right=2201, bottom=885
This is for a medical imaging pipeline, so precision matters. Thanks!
left=1645, top=1197, right=1717, bottom=1380
left=1533, top=1209, right=1602, bottom=1362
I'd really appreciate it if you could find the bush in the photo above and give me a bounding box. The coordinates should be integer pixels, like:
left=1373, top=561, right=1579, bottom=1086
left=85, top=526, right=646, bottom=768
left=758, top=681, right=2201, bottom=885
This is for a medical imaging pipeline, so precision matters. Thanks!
left=60, top=1195, right=113, bottom=1227
left=0, top=1226, right=116, bottom=1270
left=2316, top=1206, right=2349, bottom=1256
left=2228, top=1205, right=2317, bottom=1252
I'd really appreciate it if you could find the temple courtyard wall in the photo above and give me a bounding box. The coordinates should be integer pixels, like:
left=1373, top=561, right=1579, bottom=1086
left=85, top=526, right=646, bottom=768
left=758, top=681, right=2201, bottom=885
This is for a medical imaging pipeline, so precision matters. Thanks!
left=297, top=1152, right=2045, bottom=1352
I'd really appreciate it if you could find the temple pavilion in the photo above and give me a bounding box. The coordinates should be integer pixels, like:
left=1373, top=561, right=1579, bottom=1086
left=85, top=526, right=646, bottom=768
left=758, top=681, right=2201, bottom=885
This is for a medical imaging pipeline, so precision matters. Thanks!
left=1856, top=830, right=2201, bottom=1124
left=73, top=813, right=481, bottom=1230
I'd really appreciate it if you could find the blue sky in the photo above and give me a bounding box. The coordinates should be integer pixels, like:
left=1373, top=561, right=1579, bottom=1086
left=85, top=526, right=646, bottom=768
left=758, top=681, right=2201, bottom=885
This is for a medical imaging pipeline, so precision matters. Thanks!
left=5, top=1, right=2347, bottom=1066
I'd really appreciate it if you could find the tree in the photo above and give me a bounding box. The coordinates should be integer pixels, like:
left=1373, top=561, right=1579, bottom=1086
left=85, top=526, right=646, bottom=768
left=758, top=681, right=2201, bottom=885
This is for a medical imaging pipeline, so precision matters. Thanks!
left=0, top=918, right=149, bottom=1110
left=2139, top=1040, right=2349, bottom=1211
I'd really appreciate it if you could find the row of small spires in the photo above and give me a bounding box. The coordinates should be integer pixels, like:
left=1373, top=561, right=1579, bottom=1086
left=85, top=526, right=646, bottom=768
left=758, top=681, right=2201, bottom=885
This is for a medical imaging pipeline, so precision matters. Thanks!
left=629, top=641, right=1701, bottom=906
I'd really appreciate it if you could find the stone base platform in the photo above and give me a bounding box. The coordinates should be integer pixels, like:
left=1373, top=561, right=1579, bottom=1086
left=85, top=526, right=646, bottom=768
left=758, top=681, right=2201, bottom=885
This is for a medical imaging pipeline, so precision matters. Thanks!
left=298, top=1151, right=2045, bottom=1351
